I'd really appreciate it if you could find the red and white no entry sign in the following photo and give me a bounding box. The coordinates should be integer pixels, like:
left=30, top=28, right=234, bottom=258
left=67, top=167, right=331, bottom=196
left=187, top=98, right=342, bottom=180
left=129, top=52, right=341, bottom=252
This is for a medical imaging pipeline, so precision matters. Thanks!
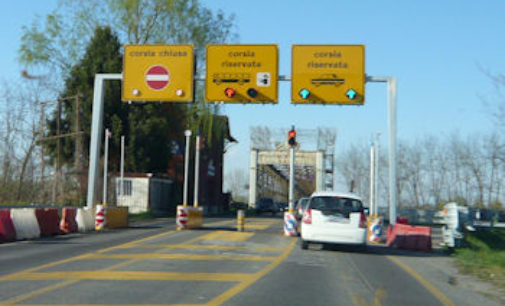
left=145, top=65, right=170, bottom=90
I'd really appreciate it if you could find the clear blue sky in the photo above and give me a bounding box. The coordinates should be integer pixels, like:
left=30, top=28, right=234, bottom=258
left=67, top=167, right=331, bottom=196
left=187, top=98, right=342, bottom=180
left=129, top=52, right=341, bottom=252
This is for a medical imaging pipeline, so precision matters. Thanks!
left=1, top=1, right=504, bottom=190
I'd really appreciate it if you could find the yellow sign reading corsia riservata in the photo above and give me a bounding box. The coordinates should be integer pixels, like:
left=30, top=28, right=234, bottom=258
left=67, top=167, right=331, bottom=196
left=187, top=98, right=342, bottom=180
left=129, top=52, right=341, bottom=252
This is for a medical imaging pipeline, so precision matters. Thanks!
left=122, top=45, right=194, bottom=102
left=291, top=45, right=365, bottom=105
left=206, top=44, right=278, bottom=103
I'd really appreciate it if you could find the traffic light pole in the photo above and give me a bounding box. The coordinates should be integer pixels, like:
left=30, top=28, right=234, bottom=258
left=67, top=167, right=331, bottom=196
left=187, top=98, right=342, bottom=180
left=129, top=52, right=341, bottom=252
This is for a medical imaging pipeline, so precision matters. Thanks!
left=288, top=145, right=295, bottom=213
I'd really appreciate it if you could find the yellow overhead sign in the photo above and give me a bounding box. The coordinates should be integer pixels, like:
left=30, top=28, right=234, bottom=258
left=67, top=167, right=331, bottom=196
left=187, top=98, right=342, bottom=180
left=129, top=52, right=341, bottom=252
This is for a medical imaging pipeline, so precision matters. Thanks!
left=122, top=45, right=194, bottom=102
left=206, top=44, right=278, bottom=103
left=291, top=45, right=365, bottom=105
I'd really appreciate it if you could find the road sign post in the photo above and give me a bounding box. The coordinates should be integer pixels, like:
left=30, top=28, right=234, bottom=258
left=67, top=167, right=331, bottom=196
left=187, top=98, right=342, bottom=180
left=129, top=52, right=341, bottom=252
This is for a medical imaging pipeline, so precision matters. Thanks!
left=183, top=130, right=192, bottom=207
left=206, top=44, right=278, bottom=103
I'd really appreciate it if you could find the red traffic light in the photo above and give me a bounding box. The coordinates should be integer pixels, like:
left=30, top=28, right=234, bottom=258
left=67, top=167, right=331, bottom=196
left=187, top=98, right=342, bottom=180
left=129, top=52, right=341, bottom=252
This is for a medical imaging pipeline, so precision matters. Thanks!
left=288, top=129, right=296, bottom=146
left=224, top=88, right=236, bottom=98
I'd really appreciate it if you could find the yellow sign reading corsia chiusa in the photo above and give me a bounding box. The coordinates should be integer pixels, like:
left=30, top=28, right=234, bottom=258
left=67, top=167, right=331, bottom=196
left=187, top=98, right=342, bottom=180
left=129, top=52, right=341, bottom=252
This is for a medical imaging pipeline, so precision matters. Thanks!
left=122, top=44, right=194, bottom=102
left=291, top=45, right=365, bottom=105
left=206, top=44, right=278, bottom=103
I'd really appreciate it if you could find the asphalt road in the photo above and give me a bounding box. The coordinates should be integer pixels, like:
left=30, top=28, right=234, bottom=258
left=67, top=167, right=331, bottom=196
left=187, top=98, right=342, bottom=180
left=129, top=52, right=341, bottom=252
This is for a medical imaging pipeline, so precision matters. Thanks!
left=0, top=216, right=499, bottom=305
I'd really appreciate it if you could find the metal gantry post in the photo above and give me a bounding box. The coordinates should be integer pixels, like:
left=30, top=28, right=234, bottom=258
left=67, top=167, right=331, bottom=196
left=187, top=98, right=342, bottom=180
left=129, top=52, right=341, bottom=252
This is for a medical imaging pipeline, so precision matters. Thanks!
left=86, top=74, right=122, bottom=209
left=369, top=144, right=375, bottom=216
left=193, top=134, right=200, bottom=207
left=366, top=76, right=398, bottom=224
left=103, top=128, right=110, bottom=206
left=119, top=135, right=125, bottom=206
left=183, top=130, right=192, bottom=207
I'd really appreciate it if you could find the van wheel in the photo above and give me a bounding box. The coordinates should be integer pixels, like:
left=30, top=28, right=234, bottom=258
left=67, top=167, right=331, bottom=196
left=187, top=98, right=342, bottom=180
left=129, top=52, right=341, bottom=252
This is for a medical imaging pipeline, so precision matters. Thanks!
left=301, top=240, right=309, bottom=250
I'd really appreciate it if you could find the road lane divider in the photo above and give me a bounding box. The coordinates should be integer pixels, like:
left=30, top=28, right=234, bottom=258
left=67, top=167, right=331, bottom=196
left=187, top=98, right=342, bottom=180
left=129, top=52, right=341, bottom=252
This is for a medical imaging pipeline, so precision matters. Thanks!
left=60, top=207, right=78, bottom=234
left=76, top=207, right=95, bottom=232
left=0, top=209, right=16, bottom=242
left=11, top=208, right=41, bottom=240
left=35, top=208, right=62, bottom=236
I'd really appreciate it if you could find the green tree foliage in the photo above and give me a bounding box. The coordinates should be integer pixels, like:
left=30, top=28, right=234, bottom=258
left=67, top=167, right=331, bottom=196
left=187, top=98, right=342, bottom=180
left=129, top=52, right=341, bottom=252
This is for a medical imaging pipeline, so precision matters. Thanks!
left=21, top=0, right=236, bottom=173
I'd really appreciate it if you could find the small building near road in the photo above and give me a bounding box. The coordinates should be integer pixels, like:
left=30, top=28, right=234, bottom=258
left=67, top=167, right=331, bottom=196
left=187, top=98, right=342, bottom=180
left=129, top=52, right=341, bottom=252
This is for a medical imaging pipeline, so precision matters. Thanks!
left=115, top=173, right=173, bottom=216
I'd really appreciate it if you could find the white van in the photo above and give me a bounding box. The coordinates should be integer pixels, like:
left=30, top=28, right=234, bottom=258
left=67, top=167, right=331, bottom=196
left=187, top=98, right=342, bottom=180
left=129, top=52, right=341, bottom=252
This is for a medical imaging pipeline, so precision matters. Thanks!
left=300, top=191, right=367, bottom=249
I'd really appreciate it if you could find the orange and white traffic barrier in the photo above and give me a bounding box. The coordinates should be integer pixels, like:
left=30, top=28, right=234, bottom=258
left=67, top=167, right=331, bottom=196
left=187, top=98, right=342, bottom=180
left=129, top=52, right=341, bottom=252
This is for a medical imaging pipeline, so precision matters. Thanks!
left=95, top=205, right=106, bottom=231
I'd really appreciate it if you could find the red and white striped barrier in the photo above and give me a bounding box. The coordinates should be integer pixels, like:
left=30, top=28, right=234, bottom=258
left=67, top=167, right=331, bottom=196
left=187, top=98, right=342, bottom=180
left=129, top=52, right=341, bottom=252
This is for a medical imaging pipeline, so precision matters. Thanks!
left=0, top=209, right=16, bottom=242
left=60, top=208, right=78, bottom=234
left=95, top=205, right=106, bottom=230
left=76, top=208, right=95, bottom=232
left=176, top=206, right=188, bottom=230
left=11, top=208, right=41, bottom=240
left=35, top=208, right=62, bottom=236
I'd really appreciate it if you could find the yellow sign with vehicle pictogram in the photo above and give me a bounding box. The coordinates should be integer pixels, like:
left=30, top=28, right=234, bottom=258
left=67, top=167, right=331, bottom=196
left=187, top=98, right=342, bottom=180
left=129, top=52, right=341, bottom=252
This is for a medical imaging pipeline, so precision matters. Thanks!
left=205, top=44, right=278, bottom=103
left=291, top=45, right=365, bottom=105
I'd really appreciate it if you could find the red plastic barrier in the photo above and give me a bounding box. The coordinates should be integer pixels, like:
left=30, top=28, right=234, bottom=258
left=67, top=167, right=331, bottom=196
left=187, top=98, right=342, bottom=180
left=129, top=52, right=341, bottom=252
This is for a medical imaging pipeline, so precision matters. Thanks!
left=36, top=208, right=62, bottom=236
left=0, top=209, right=16, bottom=242
left=387, top=223, right=432, bottom=252
left=396, top=217, right=409, bottom=225
left=60, top=208, right=78, bottom=234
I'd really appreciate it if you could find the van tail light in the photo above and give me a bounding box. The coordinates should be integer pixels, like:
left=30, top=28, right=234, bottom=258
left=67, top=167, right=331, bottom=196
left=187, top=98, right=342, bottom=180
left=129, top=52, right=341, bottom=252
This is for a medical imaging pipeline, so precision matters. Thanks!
left=302, top=209, right=312, bottom=224
left=359, top=212, right=367, bottom=228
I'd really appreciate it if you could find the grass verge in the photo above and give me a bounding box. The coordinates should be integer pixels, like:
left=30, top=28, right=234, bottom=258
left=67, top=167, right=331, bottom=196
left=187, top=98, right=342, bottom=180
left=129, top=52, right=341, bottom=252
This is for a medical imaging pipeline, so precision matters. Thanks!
left=452, top=228, right=505, bottom=291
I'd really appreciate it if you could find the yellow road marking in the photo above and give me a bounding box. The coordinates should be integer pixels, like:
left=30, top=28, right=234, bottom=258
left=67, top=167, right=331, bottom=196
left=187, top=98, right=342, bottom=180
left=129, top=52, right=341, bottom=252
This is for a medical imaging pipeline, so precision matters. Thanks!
left=373, top=288, right=387, bottom=306
left=350, top=293, right=369, bottom=306
left=387, top=256, right=456, bottom=306
left=0, top=258, right=139, bottom=304
left=96, top=230, right=176, bottom=253
left=196, top=231, right=254, bottom=242
left=242, top=224, right=269, bottom=230
left=206, top=238, right=297, bottom=305
left=109, top=243, right=285, bottom=253
left=92, top=253, right=277, bottom=261
left=7, top=271, right=254, bottom=282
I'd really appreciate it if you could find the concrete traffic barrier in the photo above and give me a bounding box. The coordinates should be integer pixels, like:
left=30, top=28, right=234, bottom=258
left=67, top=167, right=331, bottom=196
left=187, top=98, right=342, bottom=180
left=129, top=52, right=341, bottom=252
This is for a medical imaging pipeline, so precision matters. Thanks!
left=11, top=208, right=41, bottom=240
left=0, top=209, right=16, bottom=242
left=387, top=223, right=432, bottom=252
left=105, top=206, right=129, bottom=229
left=176, top=205, right=203, bottom=230
left=76, top=207, right=95, bottom=232
left=35, top=208, right=62, bottom=236
left=60, top=207, right=78, bottom=234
